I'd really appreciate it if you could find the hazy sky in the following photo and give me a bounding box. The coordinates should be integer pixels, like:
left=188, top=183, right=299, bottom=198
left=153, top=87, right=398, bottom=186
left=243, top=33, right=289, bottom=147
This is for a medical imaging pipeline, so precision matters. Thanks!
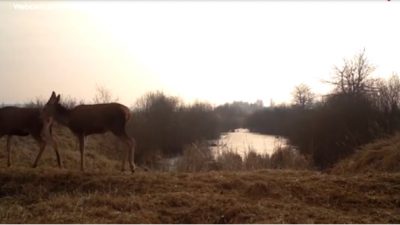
left=1, top=1, right=400, bottom=107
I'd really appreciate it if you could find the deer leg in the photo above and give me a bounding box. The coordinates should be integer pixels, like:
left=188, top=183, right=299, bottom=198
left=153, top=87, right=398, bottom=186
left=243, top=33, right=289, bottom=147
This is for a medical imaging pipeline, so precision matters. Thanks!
left=130, top=137, right=137, bottom=173
left=48, top=136, right=62, bottom=168
left=6, top=136, right=11, bottom=167
left=53, top=141, right=62, bottom=168
left=121, top=142, right=127, bottom=172
left=78, top=135, right=85, bottom=172
left=121, top=135, right=136, bottom=173
left=32, top=139, right=46, bottom=168
left=119, top=134, right=135, bottom=173
left=49, top=126, right=62, bottom=168
left=42, top=125, right=62, bottom=168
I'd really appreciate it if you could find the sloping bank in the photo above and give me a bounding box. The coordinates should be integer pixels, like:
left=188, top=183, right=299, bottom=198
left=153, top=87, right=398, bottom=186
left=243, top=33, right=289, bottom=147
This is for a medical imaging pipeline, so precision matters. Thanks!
left=332, top=133, right=400, bottom=174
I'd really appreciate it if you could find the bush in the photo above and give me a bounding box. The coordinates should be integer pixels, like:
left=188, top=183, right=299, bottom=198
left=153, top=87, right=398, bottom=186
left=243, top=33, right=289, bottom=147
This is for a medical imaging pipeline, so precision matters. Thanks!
left=172, top=142, right=310, bottom=172
left=128, top=91, right=219, bottom=165
left=270, top=146, right=310, bottom=170
left=176, top=143, right=215, bottom=172
left=243, top=150, right=269, bottom=170
left=215, top=150, right=243, bottom=171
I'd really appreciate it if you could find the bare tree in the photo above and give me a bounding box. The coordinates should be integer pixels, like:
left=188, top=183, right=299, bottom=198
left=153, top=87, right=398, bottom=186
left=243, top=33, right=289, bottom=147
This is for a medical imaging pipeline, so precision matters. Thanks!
left=292, top=84, right=315, bottom=109
left=330, top=49, right=375, bottom=95
left=93, top=85, right=119, bottom=104
left=375, top=73, right=400, bottom=112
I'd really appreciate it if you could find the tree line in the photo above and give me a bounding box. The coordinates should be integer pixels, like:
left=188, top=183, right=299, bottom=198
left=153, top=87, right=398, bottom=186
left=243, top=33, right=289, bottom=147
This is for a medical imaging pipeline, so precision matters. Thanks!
left=246, top=50, right=400, bottom=169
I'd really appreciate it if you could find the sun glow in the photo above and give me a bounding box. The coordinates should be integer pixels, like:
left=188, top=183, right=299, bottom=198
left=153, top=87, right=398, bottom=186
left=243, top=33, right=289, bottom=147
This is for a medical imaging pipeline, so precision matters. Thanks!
left=1, top=1, right=400, bottom=106
left=76, top=1, right=332, bottom=105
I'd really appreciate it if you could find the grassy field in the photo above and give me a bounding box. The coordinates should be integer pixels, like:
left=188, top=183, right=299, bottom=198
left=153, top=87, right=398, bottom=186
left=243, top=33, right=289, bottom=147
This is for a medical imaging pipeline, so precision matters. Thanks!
left=0, top=168, right=399, bottom=223
left=1, top=127, right=400, bottom=223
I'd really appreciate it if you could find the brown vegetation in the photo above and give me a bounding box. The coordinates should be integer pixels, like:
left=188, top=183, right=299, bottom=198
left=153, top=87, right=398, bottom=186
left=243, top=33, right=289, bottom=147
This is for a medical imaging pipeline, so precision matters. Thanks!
left=0, top=168, right=399, bottom=223
left=2, top=82, right=400, bottom=223
left=1, top=121, right=400, bottom=223
left=332, top=133, right=400, bottom=174
left=128, top=91, right=219, bottom=164
left=175, top=143, right=310, bottom=172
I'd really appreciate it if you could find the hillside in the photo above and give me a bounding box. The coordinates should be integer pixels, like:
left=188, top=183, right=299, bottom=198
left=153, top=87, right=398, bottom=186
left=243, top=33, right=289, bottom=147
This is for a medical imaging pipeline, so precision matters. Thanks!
left=332, top=133, right=400, bottom=174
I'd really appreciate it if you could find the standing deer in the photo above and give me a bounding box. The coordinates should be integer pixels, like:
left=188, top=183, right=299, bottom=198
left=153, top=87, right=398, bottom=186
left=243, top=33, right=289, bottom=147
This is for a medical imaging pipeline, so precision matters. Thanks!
left=0, top=106, right=61, bottom=168
left=42, top=91, right=136, bottom=173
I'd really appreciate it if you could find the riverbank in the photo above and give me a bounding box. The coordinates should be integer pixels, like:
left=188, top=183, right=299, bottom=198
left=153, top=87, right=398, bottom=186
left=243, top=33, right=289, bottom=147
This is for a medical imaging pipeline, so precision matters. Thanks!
left=0, top=168, right=399, bottom=223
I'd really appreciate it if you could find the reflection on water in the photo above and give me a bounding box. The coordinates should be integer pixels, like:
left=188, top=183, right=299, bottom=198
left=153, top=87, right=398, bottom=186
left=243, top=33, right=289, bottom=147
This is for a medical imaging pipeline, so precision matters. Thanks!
left=212, top=128, right=287, bottom=156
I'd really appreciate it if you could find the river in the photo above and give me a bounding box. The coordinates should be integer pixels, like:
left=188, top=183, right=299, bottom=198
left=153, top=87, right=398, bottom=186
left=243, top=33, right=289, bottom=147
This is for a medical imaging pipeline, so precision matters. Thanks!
left=211, top=128, right=287, bottom=157
left=163, top=128, right=288, bottom=171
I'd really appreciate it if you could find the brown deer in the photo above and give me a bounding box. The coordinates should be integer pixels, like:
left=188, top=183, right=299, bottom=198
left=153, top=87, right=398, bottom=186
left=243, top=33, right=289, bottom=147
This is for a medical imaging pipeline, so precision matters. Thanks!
left=0, top=106, right=61, bottom=168
left=42, top=91, right=136, bottom=173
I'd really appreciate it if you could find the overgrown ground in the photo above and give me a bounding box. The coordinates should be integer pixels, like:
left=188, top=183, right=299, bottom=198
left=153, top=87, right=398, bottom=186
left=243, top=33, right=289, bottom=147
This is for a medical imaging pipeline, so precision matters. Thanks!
left=1, top=127, right=400, bottom=223
left=0, top=168, right=399, bottom=223
left=332, top=133, right=400, bottom=174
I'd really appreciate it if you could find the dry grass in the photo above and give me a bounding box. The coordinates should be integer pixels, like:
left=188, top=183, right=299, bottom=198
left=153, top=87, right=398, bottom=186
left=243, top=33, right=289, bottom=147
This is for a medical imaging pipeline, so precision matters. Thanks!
left=215, top=150, right=244, bottom=171
left=176, top=143, right=215, bottom=172
left=0, top=168, right=399, bottom=223
left=270, top=146, right=311, bottom=170
left=176, top=144, right=311, bottom=172
left=332, top=133, right=400, bottom=174
left=244, top=150, right=269, bottom=170
left=1, top=126, right=400, bottom=223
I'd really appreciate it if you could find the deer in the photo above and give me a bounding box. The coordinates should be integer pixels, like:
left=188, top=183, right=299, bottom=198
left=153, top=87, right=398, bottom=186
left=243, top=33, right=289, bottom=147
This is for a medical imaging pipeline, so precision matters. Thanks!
left=0, top=106, right=61, bottom=168
left=42, top=91, right=136, bottom=173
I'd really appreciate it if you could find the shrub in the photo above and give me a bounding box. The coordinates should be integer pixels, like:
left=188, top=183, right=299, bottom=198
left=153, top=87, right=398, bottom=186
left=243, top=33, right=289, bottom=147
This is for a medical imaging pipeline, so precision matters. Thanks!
left=128, top=91, right=219, bottom=165
left=174, top=143, right=310, bottom=172
left=176, top=143, right=215, bottom=172
left=243, top=150, right=269, bottom=170
left=270, top=146, right=310, bottom=170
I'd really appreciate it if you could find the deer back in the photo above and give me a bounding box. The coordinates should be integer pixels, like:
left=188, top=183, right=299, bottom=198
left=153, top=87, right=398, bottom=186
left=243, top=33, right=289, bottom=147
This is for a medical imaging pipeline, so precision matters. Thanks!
left=67, top=103, right=130, bottom=135
left=0, top=107, right=43, bottom=136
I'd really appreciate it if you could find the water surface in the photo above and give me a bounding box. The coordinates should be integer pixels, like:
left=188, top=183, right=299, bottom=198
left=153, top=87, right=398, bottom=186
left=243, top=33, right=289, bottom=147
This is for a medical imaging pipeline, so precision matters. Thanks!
left=212, top=128, right=287, bottom=156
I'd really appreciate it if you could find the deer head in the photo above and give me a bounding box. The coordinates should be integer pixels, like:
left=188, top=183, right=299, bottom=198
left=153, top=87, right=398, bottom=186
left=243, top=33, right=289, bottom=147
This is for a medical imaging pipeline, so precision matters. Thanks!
left=42, top=91, right=61, bottom=123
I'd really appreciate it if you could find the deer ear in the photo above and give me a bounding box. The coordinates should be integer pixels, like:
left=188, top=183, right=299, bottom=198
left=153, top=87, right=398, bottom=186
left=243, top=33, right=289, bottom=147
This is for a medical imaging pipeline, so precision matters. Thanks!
left=48, top=91, right=57, bottom=104
left=56, top=94, right=61, bottom=103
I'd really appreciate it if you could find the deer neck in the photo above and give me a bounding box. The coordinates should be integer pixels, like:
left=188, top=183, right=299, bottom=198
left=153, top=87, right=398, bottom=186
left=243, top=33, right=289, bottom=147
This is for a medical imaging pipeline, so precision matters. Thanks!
left=54, top=104, right=72, bottom=127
